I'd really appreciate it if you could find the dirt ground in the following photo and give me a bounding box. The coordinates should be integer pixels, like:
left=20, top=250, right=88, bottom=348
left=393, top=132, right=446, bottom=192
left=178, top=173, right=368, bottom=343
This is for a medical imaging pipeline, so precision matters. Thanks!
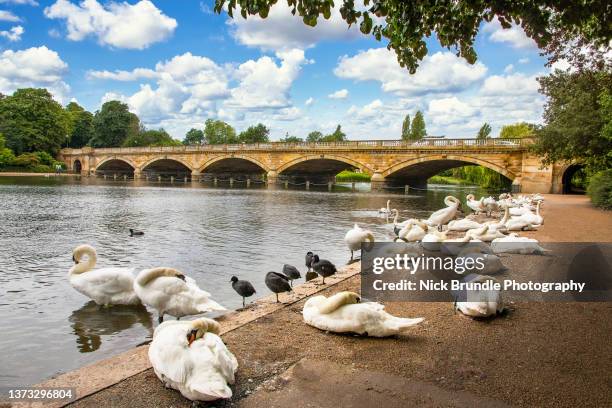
left=67, top=195, right=611, bottom=408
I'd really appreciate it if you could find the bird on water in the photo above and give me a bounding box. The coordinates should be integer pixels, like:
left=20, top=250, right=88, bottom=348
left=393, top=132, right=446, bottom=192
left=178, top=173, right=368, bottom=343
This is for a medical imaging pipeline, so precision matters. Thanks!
left=129, top=228, right=144, bottom=236
left=311, top=255, right=337, bottom=284
left=282, top=264, right=301, bottom=287
left=230, top=276, right=256, bottom=307
left=265, top=272, right=292, bottom=303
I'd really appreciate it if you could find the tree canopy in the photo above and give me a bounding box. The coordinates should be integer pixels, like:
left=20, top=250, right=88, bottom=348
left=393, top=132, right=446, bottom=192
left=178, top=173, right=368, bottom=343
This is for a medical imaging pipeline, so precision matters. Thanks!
left=409, top=111, right=426, bottom=140
left=533, top=70, right=611, bottom=170
left=215, top=0, right=611, bottom=73
left=322, top=125, right=347, bottom=142
left=238, top=123, right=270, bottom=143
left=183, top=128, right=205, bottom=145
left=65, top=102, right=94, bottom=148
left=500, top=122, right=536, bottom=139
left=90, top=101, right=140, bottom=148
left=0, top=88, right=69, bottom=155
left=281, top=133, right=304, bottom=142
left=401, top=114, right=411, bottom=140
left=204, top=119, right=238, bottom=144
left=477, top=123, right=492, bottom=139
left=123, top=129, right=181, bottom=147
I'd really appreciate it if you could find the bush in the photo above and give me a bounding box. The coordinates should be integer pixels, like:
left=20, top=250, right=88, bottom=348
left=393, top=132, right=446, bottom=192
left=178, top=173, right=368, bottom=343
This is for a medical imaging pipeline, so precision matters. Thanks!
left=587, top=169, right=612, bottom=210
left=11, top=152, right=41, bottom=167
left=0, top=147, right=15, bottom=168
left=335, top=170, right=371, bottom=182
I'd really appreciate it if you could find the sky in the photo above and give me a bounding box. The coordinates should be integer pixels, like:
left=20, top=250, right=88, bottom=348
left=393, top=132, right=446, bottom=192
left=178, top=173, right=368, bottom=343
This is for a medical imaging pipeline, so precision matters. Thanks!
left=0, top=0, right=560, bottom=141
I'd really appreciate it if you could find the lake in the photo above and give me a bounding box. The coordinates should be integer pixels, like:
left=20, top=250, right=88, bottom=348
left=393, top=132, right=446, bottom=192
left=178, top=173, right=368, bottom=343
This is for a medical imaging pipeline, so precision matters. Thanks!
left=0, top=176, right=489, bottom=388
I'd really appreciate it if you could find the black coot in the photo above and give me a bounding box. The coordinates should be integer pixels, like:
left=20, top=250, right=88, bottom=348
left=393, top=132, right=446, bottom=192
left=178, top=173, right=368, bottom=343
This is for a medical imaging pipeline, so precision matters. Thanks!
left=129, top=228, right=144, bottom=236
left=265, top=272, right=292, bottom=303
left=311, top=255, right=337, bottom=284
left=282, top=264, right=301, bottom=287
left=230, top=276, right=256, bottom=307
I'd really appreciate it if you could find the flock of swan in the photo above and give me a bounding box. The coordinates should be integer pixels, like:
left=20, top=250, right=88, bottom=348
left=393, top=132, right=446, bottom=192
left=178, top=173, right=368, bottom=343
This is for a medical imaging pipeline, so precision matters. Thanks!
left=65, top=192, right=546, bottom=403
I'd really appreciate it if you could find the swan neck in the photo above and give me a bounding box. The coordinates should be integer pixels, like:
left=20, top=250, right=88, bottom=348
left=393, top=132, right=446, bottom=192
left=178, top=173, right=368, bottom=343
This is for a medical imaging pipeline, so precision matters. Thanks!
left=71, top=246, right=96, bottom=275
left=137, top=267, right=181, bottom=286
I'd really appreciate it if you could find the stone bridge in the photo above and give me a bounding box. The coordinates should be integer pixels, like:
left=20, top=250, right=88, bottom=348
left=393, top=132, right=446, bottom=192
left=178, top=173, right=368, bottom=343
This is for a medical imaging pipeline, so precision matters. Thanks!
left=58, top=138, right=571, bottom=193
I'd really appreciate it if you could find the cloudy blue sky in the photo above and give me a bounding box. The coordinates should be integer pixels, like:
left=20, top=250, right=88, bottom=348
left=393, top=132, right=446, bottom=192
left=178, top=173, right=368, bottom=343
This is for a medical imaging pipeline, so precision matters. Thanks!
left=0, top=0, right=558, bottom=140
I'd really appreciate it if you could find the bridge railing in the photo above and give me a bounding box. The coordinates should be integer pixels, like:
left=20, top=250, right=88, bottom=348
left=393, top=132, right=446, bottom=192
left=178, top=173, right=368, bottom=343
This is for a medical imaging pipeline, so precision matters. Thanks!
left=60, top=138, right=531, bottom=155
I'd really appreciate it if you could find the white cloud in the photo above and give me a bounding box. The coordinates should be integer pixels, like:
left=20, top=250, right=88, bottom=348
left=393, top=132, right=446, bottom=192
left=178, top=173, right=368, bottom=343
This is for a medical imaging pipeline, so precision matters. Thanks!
left=483, top=18, right=537, bottom=49
left=335, top=49, right=487, bottom=96
left=0, top=46, right=70, bottom=102
left=328, top=88, right=348, bottom=99
left=504, top=64, right=514, bottom=74
left=48, top=28, right=61, bottom=38
left=518, top=58, right=529, bottom=64
left=225, top=48, right=309, bottom=110
left=88, top=67, right=157, bottom=81
left=481, top=73, right=540, bottom=96
left=44, top=0, right=177, bottom=49
left=227, top=3, right=362, bottom=52
left=0, top=25, right=23, bottom=41
left=347, top=99, right=383, bottom=119
left=305, top=97, right=314, bottom=106
left=0, top=10, right=20, bottom=22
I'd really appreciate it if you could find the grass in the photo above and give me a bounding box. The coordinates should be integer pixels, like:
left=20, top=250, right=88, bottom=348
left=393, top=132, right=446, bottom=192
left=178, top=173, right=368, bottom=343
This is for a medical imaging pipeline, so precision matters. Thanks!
left=335, top=170, right=371, bottom=182
left=427, top=175, right=474, bottom=185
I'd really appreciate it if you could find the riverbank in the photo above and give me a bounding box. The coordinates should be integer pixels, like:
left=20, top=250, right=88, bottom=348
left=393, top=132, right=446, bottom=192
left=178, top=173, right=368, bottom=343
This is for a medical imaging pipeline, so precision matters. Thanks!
left=0, top=172, right=79, bottom=177
left=11, top=195, right=612, bottom=408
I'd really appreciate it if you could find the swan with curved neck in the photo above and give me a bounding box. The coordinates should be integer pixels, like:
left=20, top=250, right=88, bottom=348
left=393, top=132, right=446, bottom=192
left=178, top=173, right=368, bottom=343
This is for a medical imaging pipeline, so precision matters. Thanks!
left=149, top=317, right=238, bottom=401
left=303, top=291, right=423, bottom=337
left=379, top=200, right=392, bottom=216
left=511, top=201, right=543, bottom=226
left=466, top=194, right=485, bottom=214
left=134, top=267, right=226, bottom=323
left=344, top=224, right=375, bottom=261
left=425, top=195, right=460, bottom=228
left=466, top=225, right=506, bottom=242
left=68, top=245, right=140, bottom=306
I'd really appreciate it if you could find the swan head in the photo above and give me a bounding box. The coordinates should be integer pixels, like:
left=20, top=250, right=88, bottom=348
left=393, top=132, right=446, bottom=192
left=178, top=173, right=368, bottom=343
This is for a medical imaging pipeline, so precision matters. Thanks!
left=339, top=291, right=361, bottom=305
left=70, top=245, right=97, bottom=274
left=186, top=317, right=220, bottom=346
left=73, top=244, right=95, bottom=262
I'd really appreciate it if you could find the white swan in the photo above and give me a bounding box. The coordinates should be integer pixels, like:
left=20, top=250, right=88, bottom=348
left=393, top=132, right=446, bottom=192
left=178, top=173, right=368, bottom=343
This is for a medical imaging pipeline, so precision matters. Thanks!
left=454, top=275, right=504, bottom=318
left=420, top=230, right=447, bottom=251
left=511, top=200, right=543, bottom=226
left=134, top=267, right=226, bottom=322
left=466, top=225, right=506, bottom=242
left=378, top=200, right=392, bottom=216
left=466, top=194, right=485, bottom=214
left=149, top=317, right=238, bottom=401
left=395, top=219, right=427, bottom=242
left=504, top=216, right=537, bottom=231
left=483, top=196, right=499, bottom=215
left=425, top=195, right=460, bottom=227
left=447, top=218, right=483, bottom=232
left=456, top=247, right=506, bottom=275
left=344, top=224, right=375, bottom=260
left=68, top=244, right=140, bottom=306
left=491, top=233, right=548, bottom=255
left=303, top=292, right=424, bottom=337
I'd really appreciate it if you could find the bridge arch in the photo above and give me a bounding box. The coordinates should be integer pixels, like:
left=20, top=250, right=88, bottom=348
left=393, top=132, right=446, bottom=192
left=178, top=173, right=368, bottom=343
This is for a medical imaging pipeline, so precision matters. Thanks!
left=276, top=154, right=372, bottom=177
left=383, top=155, right=516, bottom=180
left=198, top=155, right=270, bottom=174
left=140, top=156, right=193, bottom=173
left=95, top=157, right=136, bottom=175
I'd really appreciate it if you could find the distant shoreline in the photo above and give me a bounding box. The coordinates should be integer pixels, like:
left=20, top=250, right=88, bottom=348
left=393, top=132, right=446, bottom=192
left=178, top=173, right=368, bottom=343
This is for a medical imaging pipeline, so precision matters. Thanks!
left=0, top=172, right=81, bottom=177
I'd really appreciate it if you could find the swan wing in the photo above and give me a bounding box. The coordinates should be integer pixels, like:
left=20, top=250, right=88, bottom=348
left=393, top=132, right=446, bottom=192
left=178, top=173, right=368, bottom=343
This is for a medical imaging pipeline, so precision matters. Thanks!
left=149, top=322, right=193, bottom=385
left=186, top=334, right=237, bottom=400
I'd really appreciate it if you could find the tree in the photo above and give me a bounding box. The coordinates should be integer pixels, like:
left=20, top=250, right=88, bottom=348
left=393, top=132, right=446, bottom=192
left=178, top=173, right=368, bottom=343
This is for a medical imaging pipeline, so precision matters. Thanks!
left=238, top=123, right=270, bottom=143
left=203, top=119, right=237, bottom=144
left=65, top=102, right=94, bottom=148
left=215, top=1, right=611, bottom=73
left=281, top=133, right=303, bottom=143
left=534, top=70, right=612, bottom=171
left=499, top=122, right=536, bottom=139
left=410, top=111, right=426, bottom=140
left=477, top=123, right=492, bottom=140
left=122, top=129, right=181, bottom=147
left=306, top=131, right=323, bottom=142
left=401, top=114, right=411, bottom=140
left=321, top=125, right=347, bottom=142
left=183, top=128, right=205, bottom=145
left=90, top=101, right=139, bottom=147
left=0, top=133, right=15, bottom=168
left=0, top=88, right=69, bottom=155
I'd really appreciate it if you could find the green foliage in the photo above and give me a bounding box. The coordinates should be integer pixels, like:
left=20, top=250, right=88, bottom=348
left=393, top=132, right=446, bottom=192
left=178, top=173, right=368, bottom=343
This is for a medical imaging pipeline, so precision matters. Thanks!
left=427, top=175, right=471, bottom=186
left=5, top=151, right=65, bottom=172
left=281, top=133, right=304, bottom=143
left=122, top=129, right=181, bottom=147
left=401, top=114, right=411, bottom=140
left=238, top=123, right=270, bottom=143
left=90, top=101, right=139, bottom=147
left=204, top=119, right=238, bottom=144
left=0, top=88, right=69, bottom=155
left=477, top=123, right=492, bottom=139
left=183, top=128, right=205, bottom=145
left=66, top=102, right=94, bottom=148
left=449, top=166, right=511, bottom=190
left=500, top=122, right=535, bottom=139
left=321, top=125, right=347, bottom=142
left=0, top=134, right=15, bottom=168
left=409, top=111, right=426, bottom=140
left=214, top=1, right=611, bottom=73
left=335, top=170, right=371, bottom=182
left=587, top=169, right=612, bottom=210
left=534, top=70, right=612, bottom=171
left=306, top=131, right=323, bottom=142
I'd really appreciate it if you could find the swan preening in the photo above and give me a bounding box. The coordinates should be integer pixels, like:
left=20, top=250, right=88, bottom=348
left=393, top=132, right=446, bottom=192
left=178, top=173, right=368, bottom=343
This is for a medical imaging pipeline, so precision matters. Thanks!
left=453, top=275, right=504, bottom=318
left=344, top=224, right=375, bottom=260
left=425, top=196, right=460, bottom=228
left=134, top=267, right=226, bottom=322
left=466, top=194, right=485, bottom=214
left=149, top=318, right=238, bottom=401
left=68, top=244, right=140, bottom=306
left=303, top=292, right=424, bottom=337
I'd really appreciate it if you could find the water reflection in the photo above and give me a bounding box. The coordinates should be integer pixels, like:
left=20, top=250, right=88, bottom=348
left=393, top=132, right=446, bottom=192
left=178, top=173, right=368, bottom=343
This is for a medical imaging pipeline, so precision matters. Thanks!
left=69, top=302, right=153, bottom=353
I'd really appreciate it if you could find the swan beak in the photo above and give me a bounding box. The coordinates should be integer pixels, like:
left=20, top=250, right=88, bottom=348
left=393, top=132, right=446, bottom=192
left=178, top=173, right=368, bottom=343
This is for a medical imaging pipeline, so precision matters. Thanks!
left=72, top=255, right=77, bottom=264
left=187, top=330, right=197, bottom=347
left=356, top=297, right=361, bottom=303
